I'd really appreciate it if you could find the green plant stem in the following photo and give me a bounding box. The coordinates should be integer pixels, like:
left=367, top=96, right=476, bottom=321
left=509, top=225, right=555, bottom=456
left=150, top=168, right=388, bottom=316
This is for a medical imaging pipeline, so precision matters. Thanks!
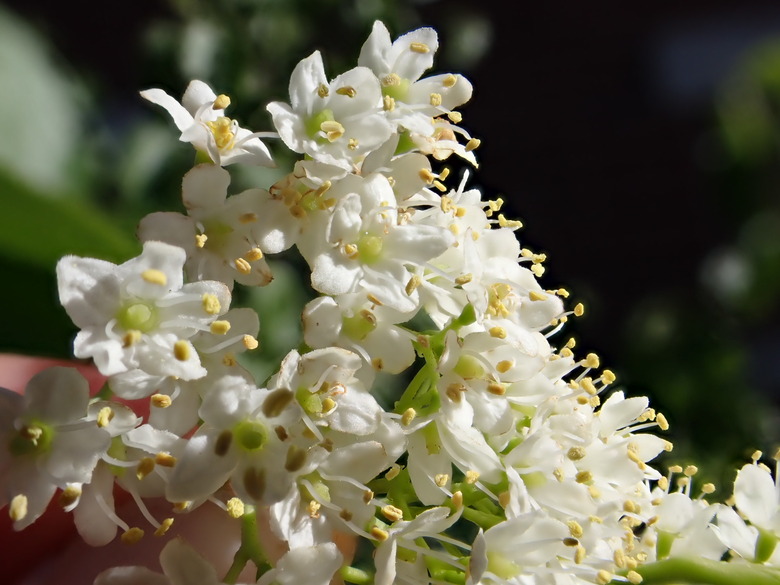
left=612, top=557, right=780, bottom=585
left=222, top=506, right=271, bottom=584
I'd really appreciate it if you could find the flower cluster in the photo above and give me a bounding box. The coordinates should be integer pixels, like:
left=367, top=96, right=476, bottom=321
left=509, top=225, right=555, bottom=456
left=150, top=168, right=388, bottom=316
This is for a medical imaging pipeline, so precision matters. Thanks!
left=3, top=20, right=780, bottom=585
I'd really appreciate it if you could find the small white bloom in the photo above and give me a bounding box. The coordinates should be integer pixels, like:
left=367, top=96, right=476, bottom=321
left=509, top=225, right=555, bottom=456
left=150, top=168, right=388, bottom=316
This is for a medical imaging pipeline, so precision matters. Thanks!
left=141, top=80, right=274, bottom=167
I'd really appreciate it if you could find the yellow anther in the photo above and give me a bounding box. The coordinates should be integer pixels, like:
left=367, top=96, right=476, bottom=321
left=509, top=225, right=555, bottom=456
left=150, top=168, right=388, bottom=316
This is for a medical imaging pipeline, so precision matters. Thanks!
left=320, top=120, right=345, bottom=142
left=344, top=243, right=358, bottom=258
left=575, top=544, right=586, bottom=564
left=419, top=168, right=435, bottom=184
left=614, top=549, right=627, bottom=569
left=383, top=95, right=395, bottom=111
left=213, top=94, right=231, bottom=110
left=561, top=348, right=574, bottom=359
left=589, top=396, right=600, bottom=407
left=567, top=446, right=586, bottom=461
left=439, top=167, right=451, bottom=180
left=448, top=111, right=462, bottom=123
left=136, top=457, right=155, bottom=480
left=151, top=393, right=172, bottom=408
left=243, top=335, right=259, bottom=350
left=381, top=505, right=404, bottom=522
left=173, top=501, right=192, bottom=512
left=684, top=465, right=698, bottom=477
left=371, top=526, right=389, bottom=541
left=96, top=406, right=114, bottom=428
left=584, top=353, right=600, bottom=369
left=557, top=287, right=570, bottom=298
left=245, top=248, right=263, bottom=262
left=121, top=527, right=145, bottom=544
left=489, top=326, right=507, bottom=339
left=317, top=83, right=329, bottom=98
left=239, top=212, right=257, bottom=224
left=451, top=491, right=463, bottom=509
left=532, top=253, right=547, bottom=264
left=623, top=500, right=638, bottom=514
left=173, top=340, right=190, bottom=361
left=446, top=383, right=466, bottom=402
left=528, top=290, right=547, bottom=302
left=580, top=377, right=597, bottom=395
left=202, top=293, right=221, bottom=315
left=206, top=117, right=236, bottom=150
left=576, top=395, right=589, bottom=405
left=567, top=520, right=584, bottom=538
left=573, top=303, right=585, bottom=317
left=155, top=452, right=177, bottom=467
left=123, top=330, right=142, bottom=347
left=530, top=264, right=545, bottom=277
left=410, top=41, right=430, bottom=53
left=601, top=369, right=617, bottom=384
left=195, top=233, right=208, bottom=248
left=676, top=477, right=690, bottom=489
left=465, top=138, right=481, bottom=151
left=430, top=93, right=442, bottom=107
left=701, top=483, right=716, bottom=494
left=58, top=484, right=82, bottom=509
left=235, top=257, right=252, bottom=275
left=381, top=73, right=401, bottom=87
left=752, top=450, right=763, bottom=462
left=154, top=517, right=174, bottom=536
left=405, top=275, right=421, bottom=295
left=496, top=360, right=513, bottom=374
left=336, top=86, right=357, bottom=98
left=455, top=274, right=472, bottom=285
left=498, top=491, right=511, bottom=509
left=443, top=74, right=457, bottom=88
left=627, top=571, right=643, bottom=584
left=498, top=214, right=522, bottom=229
left=435, top=474, right=449, bottom=487
left=487, top=382, right=506, bottom=396
left=553, top=468, right=565, bottom=482
left=141, top=269, right=167, bottom=286
left=465, top=470, right=480, bottom=484
left=321, top=397, right=336, bottom=413
left=210, top=320, right=231, bottom=335
left=348, top=138, right=359, bottom=150
left=596, top=570, right=613, bottom=585
left=575, top=471, right=593, bottom=484
left=401, top=408, right=416, bottom=426
left=308, top=500, right=321, bottom=518
left=433, top=180, right=447, bottom=192
left=385, top=464, right=402, bottom=481
left=363, top=490, right=374, bottom=505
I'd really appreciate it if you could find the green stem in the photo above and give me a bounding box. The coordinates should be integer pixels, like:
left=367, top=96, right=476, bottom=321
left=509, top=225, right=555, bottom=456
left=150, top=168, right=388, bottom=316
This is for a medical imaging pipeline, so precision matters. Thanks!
left=613, top=557, right=780, bottom=585
left=222, top=506, right=271, bottom=584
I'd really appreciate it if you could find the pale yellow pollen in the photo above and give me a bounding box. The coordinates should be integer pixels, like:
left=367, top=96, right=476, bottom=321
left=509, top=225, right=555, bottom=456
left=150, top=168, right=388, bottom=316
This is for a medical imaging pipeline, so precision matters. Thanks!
left=321, top=397, right=336, bottom=414
left=580, top=377, right=597, bottom=395
left=154, top=517, right=174, bottom=537
left=443, top=74, right=457, bottom=88
left=553, top=468, right=565, bottom=482
left=308, top=500, right=321, bottom=518
left=243, top=335, right=259, bottom=350
left=439, top=167, right=451, bottom=180
left=235, top=257, right=252, bottom=275
left=584, top=353, right=600, bottom=369
left=487, top=382, right=506, bottom=396
left=381, top=73, right=401, bottom=87
left=383, top=95, right=395, bottom=111
left=465, top=470, right=480, bottom=484
left=151, top=393, right=172, bottom=408
left=589, top=396, right=600, bottom=407
left=142, top=269, right=167, bottom=286
left=405, top=275, right=421, bottom=295
left=701, top=482, right=716, bottom=494
left=58, top=484, right=82, bottom=509
left=449, top=224, right=460, bottom=236
left=419, top=168, right=435, bottom=184
left=410, top=41, right=430, bottom=53
left=320, top=120, right=345, bottom=142
left=136, top=457, right=155, bottom=480
left=465, top=138, right=481, bottom=151
left=575, top=471, right=593, bottom=484
left=210, top=320, right=231, bottom=335
left=348, top=138, right=359, bottom=150
left=336, top=86, right=357, bottom=98
left=202, top=293, right=221, bottom=315
left=596, top=570, right=612, bottom=585
left=363, top=490, right=374, bottom=505
left=488, top=326, right=507, bottom=339
left=430, top=93, right=442, bottom=107
left=574, top=544, right=586, bottom=564
left=623, top=500, right=638, bottom=514
left=173, top=340, right=190, bottom=361
left=677, top=476, right=690, bottom=489
left=434, top=473, right=449, bottom=487
left=94, top=406, right=113, bottom=428
left=213, top=94, right=231, bottom=110
left=123, top=330, right=142, bottom=347
left=225, top=497, right=244, bottom=519
left=567, top=446, right=586, bottom=460
left=574, top=302, right=585, bottom=316
left=448, top=111, right=462, bottom=123
left=239, top=212, right=258, bottom=224
left=173, top=501, right=192, bottom=512
left=528, top=290, right=547, bottom=302
left=385, top=464, right=402, bottom=481
left=657, top=477, right=669, bottom=491
left=530, top=264, right=545, bottom=277
left=627, top=570, right=643, bottom=584
left=567, top=520, right=584, bottom=538
left=206, top=117, right=236, bottom=150
left=669, top=464, right=683, bottom=474
left=195, top=233, right=208, bottom=248
left=614, top=548, right=627, bottom=569
left=498, top=214, right=523, bottom=229
left=451, top=491, right=463, bottom=509
left=496, top=360, right=513, bottom=373
left=576, top=395, right=589, bottom=405
left=121, top=527, right=145, bottom=544
left=433, top=180, right=447, bottom=192
left=317, top=83, right=329, bottom=98
left=381, top=505, right=404, bottom=522
left=155, top=452, right=177, bottom=467
left=601, top=369, right=617, bottom=384
left=371, top=526, right=389, bottom=541
left=455, top=274, right=472, bottom=285
left=557, top=287, right=570, bottom=298
left=344, top=243, right=358, bottom=258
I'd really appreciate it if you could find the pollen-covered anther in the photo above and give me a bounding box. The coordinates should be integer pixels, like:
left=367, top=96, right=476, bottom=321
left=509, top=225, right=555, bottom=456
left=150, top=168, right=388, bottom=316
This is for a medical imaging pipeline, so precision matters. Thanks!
left=339, top=508, right=353, bottom=522
left=381, top=505, right=404, bottom=523
left=684, top=465, right=698, bottom=477
left=363, top=490, right=374, bottom=505
left=213, top=94, right=231, bottom=109
left=385, top=464, right=402, bottom=481
left=465, top=138, right=481, bottom=152
left=348, top=138, right=359, bottom=150
left=623, top=500, right=638, bottom=514
left=244, top=248, right=263, bottom=262
left=566, top=520, right=584, bottom=538
left=173, top=340, right=191, bottom=361
left=574, top=302, right=585, bottom=317
left=308, top=500, right=321, bottom=518
left=210, top=320, right=231, bottom=335
left=455, top=273, right=472, bottom=285
left=410, top=40, right=430, bottom=53
left=371, top=526, right=389, bottom=542
left=434, top=473, right=449, bottom=487
left=530, top=264, right=545, bottom=277
left=583, top=353, right=600, bottom=369
left=627, top=571, right=643, bottom=584
left=446, top=383, right=466, bottom=402
left=123, top=330, right=142, bottom=347
left=434, top=180, right=447, bottom=192
left=234, top=257, right=252, bottom=275
left=596, top=570, right=613, bottom=585
left=498, top=491, right=511, bottom=509
left=567, top=446, right=586, bottom=461
left=528, top=290, right=547, bottom=302
left=195, top=233, right=208, bottom=248
left=154, top=517, right=174, bottom=537
left=430, top=93, right=442, bottom=107
left=226, top=497, right=245, bottom=519
left=136, top=457, right=155, bottom=480
left=202, top=293, right=222, bottom=315
left=575, top=544, right=586, bottom=564
left=141, top=269, right=167, bottom=286
left=614, top=549, right=627, bottom=569
left=155, top=452, right=177, bottom=467
left=344, top=243, right=358, bottom=258
left=372, top=357, right=384, bottom=371
left=553, top=468, right=565, bottom=482
left=242, top=335, right=259, bottom=350
left=575, top=471, right=593, bottom=484
left=401, top=408, right=416, bottom=426
left=320, top=120, right=345, bottom=142
left=656, top=412, right=669, bottom=430
left=498, top=214, right=522, bottom=229
left=487, top=382, right=506, bottom=396
left=96, top=406, right=114, bottom=428
left=121, top=527, right=145, bottom=544
left=601, top=369, right=617, bottom=384
left=151, top=393, right=172, bottom=408
left=496, top=360, right=513, bottom=374
left=405, top=275, right=421, bottom=295
left=173, top=501, right=192, bottom=513
left=58, top=484, right=82, bottom=509
left=383, top=95, right=395, bottom=111
left=419, top=168, right=435, bottom=184
left=465, top=470, right=480, bottom=484
left=336, top=86, right=356, bottom=98
left=488, top=326, right=507, bottom=339
left=443, top=74, right=457, bottom=88
left=701, top=482, right=716, bottom=494
left=580, top=377, right=597, bottom=395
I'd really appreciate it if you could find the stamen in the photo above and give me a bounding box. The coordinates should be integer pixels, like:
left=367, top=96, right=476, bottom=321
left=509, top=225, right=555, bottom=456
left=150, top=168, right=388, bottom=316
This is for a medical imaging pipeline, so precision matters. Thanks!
left=141, top=269, right=167, bottom=286
left=9, top=494, right=28, bottom=522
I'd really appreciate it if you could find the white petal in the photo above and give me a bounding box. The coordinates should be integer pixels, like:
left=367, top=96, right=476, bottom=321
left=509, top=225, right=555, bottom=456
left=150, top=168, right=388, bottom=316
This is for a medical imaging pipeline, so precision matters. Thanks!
left=734, top=463, right=778, bottom=528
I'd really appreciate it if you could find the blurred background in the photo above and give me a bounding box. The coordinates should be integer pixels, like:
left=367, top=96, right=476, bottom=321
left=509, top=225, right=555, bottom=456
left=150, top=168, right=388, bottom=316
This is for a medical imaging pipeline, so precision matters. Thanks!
left=2, top=0, right=780, bottom=488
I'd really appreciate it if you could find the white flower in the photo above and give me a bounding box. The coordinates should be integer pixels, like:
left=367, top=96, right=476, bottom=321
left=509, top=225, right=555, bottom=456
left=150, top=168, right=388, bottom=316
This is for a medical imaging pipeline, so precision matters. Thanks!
left=141, top=80, right=274, bottom=167
left=256, top=543, right=343, bottom=585
left=57, top=241, right=231, bottom=378
left=138, top=164, right=274, bottom=289
left=267, top=51, right=393, bottom=170
left=0, top=367, right=111, bottom=530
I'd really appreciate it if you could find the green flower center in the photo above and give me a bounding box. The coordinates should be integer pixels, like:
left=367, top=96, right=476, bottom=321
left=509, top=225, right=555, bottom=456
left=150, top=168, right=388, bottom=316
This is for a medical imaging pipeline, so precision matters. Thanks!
left=116, top=301, right=158, bottom=332
left=9, top=420, right=54, bottom=457
left=305, top=109, right=336, bottom=141
left=356, top=233, right=383, bottom=264
left=342, top=309, right=377, bottom=342
left=233, top=420, right=269, bottom=452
